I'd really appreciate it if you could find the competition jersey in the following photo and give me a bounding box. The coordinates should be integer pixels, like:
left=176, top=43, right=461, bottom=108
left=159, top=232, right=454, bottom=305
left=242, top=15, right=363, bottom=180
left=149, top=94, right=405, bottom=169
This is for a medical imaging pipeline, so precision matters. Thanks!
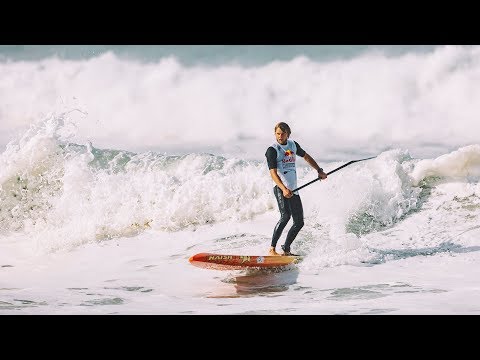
left=265, top=139, right=305, bottom=194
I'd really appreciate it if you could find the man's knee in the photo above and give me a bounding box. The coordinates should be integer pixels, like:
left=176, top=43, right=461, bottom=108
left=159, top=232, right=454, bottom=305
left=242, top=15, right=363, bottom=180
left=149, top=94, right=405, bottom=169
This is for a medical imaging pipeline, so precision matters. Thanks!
left=279, top=214, right=291, bottom=225
left=293, top=219, right=304, bottom=229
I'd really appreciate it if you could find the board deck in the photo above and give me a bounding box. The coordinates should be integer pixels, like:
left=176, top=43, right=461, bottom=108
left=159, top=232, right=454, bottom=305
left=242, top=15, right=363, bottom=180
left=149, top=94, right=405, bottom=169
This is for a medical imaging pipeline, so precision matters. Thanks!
left=189, top=252, right=303, bottom=270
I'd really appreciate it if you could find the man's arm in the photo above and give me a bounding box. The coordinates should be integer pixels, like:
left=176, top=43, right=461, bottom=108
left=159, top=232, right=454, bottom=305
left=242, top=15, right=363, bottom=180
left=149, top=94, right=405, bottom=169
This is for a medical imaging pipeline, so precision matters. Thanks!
left=303, top=153, right=327, bottom=179
left=269, top=169, right=293, bottom=198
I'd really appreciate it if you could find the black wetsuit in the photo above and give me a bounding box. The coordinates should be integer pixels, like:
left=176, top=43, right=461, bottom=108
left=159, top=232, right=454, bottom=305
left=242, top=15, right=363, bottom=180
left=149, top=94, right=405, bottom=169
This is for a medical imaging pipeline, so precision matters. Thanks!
left=265, top=141, right=306, bottom=253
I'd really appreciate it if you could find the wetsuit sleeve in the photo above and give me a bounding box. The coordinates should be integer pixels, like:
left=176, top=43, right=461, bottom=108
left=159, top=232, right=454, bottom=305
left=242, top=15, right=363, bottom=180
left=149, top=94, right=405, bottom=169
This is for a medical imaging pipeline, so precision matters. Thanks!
left=294, top=141, right=306, bottom=157
left=265, top=146, right=278, bottom=170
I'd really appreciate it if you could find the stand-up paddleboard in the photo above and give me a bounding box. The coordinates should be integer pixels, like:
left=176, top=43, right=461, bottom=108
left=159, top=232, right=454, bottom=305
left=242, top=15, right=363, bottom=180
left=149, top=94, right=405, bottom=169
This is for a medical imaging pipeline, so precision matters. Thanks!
left=189, top=252, right=303, bottom=270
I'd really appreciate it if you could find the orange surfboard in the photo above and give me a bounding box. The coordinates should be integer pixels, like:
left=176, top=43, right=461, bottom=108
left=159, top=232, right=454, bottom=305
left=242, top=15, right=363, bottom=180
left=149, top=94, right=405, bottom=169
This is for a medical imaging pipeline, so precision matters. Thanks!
left=189, top=252, right=302, bottom=270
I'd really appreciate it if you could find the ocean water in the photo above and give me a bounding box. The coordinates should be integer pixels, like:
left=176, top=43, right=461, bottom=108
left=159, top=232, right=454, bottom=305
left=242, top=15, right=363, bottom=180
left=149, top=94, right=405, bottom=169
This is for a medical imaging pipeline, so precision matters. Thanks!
left=1, top=45, right=480, bottom=314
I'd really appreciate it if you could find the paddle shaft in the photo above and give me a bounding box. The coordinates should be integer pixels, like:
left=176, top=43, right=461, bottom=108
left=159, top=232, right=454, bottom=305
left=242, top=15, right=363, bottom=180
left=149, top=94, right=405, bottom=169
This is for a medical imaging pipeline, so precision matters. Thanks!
left=291, top=156, right=376, bottom=192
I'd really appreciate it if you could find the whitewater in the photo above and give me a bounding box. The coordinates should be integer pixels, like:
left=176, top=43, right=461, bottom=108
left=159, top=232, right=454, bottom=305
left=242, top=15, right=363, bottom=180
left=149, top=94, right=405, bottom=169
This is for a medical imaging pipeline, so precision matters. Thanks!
left=1, top=45, right=480, bottom=314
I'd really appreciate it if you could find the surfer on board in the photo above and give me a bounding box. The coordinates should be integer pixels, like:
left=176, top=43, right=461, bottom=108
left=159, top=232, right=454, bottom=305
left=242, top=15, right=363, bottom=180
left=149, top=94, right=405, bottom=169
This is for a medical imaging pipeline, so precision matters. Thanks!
left=265, top=122, right=327, bottom=256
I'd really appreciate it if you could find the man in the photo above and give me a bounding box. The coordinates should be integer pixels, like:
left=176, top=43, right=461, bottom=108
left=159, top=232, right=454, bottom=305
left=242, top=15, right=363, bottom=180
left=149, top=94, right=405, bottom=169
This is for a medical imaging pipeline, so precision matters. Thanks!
left=265, top=122, right=327, bottom=256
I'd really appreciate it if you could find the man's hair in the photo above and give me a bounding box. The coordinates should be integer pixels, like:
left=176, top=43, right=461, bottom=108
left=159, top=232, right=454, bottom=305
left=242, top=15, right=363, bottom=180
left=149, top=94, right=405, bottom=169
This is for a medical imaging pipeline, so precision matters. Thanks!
left=274, top=122, right=291, bottom=136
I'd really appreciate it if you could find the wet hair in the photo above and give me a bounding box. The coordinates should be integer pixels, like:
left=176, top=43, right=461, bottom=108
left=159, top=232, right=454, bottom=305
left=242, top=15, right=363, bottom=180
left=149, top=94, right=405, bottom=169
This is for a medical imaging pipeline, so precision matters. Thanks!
left=274, top=122, right=291, bottom=136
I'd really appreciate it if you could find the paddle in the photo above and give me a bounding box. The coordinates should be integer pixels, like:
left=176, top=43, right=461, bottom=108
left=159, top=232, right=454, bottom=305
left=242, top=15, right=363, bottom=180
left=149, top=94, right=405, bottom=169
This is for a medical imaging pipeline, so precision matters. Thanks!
left=292, top=156, right=377, bottom=192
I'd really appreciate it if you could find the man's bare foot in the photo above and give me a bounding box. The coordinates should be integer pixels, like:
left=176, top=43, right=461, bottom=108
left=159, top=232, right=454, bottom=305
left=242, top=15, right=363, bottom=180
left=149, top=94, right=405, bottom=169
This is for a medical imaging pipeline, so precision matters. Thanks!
left=268, top=247, right=280, bottom=256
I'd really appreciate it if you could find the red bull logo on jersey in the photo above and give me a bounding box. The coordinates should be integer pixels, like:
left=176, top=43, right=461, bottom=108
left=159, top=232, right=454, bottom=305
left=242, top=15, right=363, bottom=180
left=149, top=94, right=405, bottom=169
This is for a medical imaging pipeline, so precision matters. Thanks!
left=282, top=149, right=295, bottom=163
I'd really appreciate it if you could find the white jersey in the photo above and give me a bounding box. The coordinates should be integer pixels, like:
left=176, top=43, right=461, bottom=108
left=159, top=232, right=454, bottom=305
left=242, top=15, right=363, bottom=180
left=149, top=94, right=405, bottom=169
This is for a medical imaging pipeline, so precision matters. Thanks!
left=272, top=139, right=299, bottom=194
